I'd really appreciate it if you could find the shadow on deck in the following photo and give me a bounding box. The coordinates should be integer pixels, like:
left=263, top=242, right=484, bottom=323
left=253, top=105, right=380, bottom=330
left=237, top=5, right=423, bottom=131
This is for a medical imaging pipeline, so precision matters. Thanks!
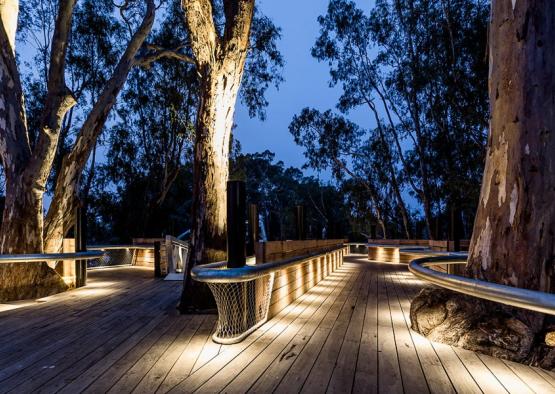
left=0, top=257, right=554, bottom=393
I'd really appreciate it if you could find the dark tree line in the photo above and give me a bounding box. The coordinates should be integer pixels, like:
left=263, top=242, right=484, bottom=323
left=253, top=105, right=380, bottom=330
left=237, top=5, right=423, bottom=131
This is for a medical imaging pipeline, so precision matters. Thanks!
left=230, top=149, right=351, bottom=241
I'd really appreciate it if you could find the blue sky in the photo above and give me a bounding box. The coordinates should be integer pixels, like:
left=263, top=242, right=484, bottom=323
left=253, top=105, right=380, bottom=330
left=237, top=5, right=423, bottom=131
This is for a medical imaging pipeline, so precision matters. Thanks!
left=234, top=0, right=375, bottom=178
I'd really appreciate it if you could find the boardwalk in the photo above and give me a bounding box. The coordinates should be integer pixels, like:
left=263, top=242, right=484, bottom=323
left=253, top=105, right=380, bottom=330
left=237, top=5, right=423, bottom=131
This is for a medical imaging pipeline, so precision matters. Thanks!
left=0, top=256, right=554, bottom=393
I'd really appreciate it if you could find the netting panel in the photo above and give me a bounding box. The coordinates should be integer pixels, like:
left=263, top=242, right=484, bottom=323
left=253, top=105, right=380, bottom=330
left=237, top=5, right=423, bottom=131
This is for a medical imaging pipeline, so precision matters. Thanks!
left=87, top=249, right=136, bottom=268
left=207, top=273, right=275, bottom=344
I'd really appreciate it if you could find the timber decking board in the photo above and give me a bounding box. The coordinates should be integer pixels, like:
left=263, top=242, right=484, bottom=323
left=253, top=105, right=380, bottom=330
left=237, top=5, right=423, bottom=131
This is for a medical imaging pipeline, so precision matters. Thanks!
left=0, top=256, right=554, bottom=393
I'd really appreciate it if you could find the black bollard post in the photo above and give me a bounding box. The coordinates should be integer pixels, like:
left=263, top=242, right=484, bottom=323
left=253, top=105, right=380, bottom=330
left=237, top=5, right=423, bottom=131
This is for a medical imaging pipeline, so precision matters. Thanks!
left=246, top=204, right=258, bottom=257
left=295, top=205, right=305, bottom=240
left=227, top=180, right=246, bottom=268
left=74, top=205, right=87, bottom=287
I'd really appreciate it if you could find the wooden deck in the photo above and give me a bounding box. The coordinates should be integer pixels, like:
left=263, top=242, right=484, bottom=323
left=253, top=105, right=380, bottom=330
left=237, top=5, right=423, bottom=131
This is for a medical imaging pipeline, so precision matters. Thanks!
left=0, top=256, right=554, bottom=393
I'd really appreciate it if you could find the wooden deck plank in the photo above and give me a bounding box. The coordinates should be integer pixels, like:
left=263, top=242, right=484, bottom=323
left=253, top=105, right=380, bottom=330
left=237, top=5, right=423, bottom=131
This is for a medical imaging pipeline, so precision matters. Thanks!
left=154, top=316, right=217, bottom=393
left=326, top=270, right=371, bottom=393
left=0, top=279, right=178, bottom=386
left=237, top=268, right=357, bottom=393
left=200, top=268, right=361, bottom=393
left=352, top=268, right=378, bottom=394
left=451, top=347, right=509, bottom=394
left=107, top=316, right=194, bottom=393
left=376, top=268, right=404, bottom=394
left=1, top=257, right=554, bottom=393
left=0, top=268, right=154, bottom=341
left=165, top=269, right=356, bottom=393
left=191, top=320, right=221, bottom=373
left=383, top=270, right=430, bottom=394
left=132, top=315, right=206, bottom=394
left=297, top=268, right=366, bottom=393
left=389, top=268, right=457, bottom=394
left=272, top=269, right=361, bottom=394
left=502, top=360, right=555, bottom=393
left=477, top=354, right=535, bottom=394
left=0, top=274, right=170, bottom=367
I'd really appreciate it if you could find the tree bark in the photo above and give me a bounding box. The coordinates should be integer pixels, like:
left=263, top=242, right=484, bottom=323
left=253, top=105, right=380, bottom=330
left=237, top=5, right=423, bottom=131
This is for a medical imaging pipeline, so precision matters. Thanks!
left=466, top=0, right=555, bottom=291
left=0, top=1, right=75, bottom=300
left=411, top=0, right=555, bottom=367
left=44, top=0, right=156, bottom=253
left=180, top=0, right=254, bottom=310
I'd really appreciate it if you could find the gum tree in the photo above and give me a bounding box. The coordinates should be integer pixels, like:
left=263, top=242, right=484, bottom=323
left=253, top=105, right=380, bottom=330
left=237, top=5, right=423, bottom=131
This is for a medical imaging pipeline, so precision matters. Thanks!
left=0, top=0, right=155, bottom=300
left=411, top=0, right=555, bottom=368
left=177, top=0, right=283, bottom=309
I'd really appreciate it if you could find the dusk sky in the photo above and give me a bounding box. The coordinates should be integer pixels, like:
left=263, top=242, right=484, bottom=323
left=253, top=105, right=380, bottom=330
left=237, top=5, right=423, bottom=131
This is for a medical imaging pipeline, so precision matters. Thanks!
left=235, top=0, right=375, bottom=178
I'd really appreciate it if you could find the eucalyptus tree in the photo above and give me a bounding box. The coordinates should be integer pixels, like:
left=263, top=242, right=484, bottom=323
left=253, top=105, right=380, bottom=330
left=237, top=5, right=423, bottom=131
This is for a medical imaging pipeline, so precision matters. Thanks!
left=177, top=0, right=282, bottom=270
left=0, top=0, right=156, bottom=300
left=411, top=0, right=555, bottom=368
left=290, top=108, right=392, bottom=238
left=306, top=0, right=488, bottom=238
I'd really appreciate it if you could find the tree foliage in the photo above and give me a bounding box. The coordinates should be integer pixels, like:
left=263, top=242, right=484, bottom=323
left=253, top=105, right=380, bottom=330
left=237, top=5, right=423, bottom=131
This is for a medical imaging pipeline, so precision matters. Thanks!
left=291, top=0, right=489, bottom=238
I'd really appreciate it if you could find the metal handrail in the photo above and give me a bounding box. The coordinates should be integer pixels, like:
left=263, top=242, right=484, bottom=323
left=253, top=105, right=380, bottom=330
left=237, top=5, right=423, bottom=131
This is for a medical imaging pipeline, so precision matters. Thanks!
left=409, top=254, right=555, bottom=315
left=191, top=246, right=345, bottom=284
left=0, top=251, right=104, bottom=264
left=87, top=244, right=153, bottom=250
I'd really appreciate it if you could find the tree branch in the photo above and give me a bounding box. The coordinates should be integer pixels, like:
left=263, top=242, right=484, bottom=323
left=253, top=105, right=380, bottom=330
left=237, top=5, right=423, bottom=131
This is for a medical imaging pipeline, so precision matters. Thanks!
left=134, top=44, right=197, bottom=67
left=29, top=0, right=77, bottom=187
left=45, top=0, right=157, bottom=250
left=181, top=0, right=219, bottom=65
left=222, top=0, right=254, bottom=57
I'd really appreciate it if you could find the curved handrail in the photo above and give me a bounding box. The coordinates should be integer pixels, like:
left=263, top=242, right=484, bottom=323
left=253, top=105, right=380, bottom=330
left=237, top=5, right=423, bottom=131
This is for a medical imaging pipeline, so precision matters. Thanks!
left=0, top=251, right=104, bottom=264
left=409, top=254, right=555, bottom=315
left=192, top=246, right=345, bottom=284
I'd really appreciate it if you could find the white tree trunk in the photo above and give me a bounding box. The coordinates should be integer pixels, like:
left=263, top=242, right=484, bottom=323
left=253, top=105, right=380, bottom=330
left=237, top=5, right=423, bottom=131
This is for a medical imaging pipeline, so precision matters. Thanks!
left=0, top=0, right=18, bottom=51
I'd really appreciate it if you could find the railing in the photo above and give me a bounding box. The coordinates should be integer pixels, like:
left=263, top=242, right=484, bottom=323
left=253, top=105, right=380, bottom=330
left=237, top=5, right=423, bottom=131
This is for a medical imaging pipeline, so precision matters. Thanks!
left=192, top=246, right=345, bottom=344
left=87, top=245, right=152, bottom=268
left=344, top=242, right=369, bottom=254
left=409, top=254, right=555, bottom=315
left=165, top=236, right=190, bottom=280
left=0, top=251, right=104, bottom=264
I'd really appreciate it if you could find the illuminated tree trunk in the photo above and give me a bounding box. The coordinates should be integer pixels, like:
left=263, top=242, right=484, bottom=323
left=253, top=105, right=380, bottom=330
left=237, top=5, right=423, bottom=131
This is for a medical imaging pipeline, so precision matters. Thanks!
left=0, top=0, right=75, bottom=300
left=180, top=0, right=254, bottom=310
left=411, top=0, right=555, bottom=367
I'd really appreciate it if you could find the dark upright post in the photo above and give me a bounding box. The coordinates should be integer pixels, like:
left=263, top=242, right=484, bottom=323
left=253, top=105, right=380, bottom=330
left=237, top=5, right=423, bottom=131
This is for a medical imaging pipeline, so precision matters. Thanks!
left=295, top=205, right=305, bottom=240
left=246, top=204, right=258, bottom=257
left=154, top=241, right=162, bottom=277
left=227, top=180, right=246, bottom=268
left=75, top=205, right=87, bottom=287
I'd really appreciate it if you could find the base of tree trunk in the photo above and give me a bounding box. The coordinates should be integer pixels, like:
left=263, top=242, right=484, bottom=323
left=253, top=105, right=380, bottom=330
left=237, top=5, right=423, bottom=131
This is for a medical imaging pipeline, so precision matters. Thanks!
left=0, top=263, right=68, bottom=302
left=178, top=280, right=217, bottom=314
left=410, top=287, right=555, bottom=370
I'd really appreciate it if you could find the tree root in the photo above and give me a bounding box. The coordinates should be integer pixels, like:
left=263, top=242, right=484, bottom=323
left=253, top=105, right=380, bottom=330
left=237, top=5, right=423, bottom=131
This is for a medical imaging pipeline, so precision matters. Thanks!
left=0, top=263, right=68, bottom=302
left=410, top=287, right=555, bottom=370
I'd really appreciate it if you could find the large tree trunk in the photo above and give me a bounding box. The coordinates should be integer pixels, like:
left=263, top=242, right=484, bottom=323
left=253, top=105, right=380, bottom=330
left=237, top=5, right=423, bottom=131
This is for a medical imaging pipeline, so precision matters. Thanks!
left=410, top=0, right=555, bottom=368
left=0, top=1, right=75, bottom=300
left=180, top=0, right=254, bottom=311
left=44, top=0, right=156, bottom=253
